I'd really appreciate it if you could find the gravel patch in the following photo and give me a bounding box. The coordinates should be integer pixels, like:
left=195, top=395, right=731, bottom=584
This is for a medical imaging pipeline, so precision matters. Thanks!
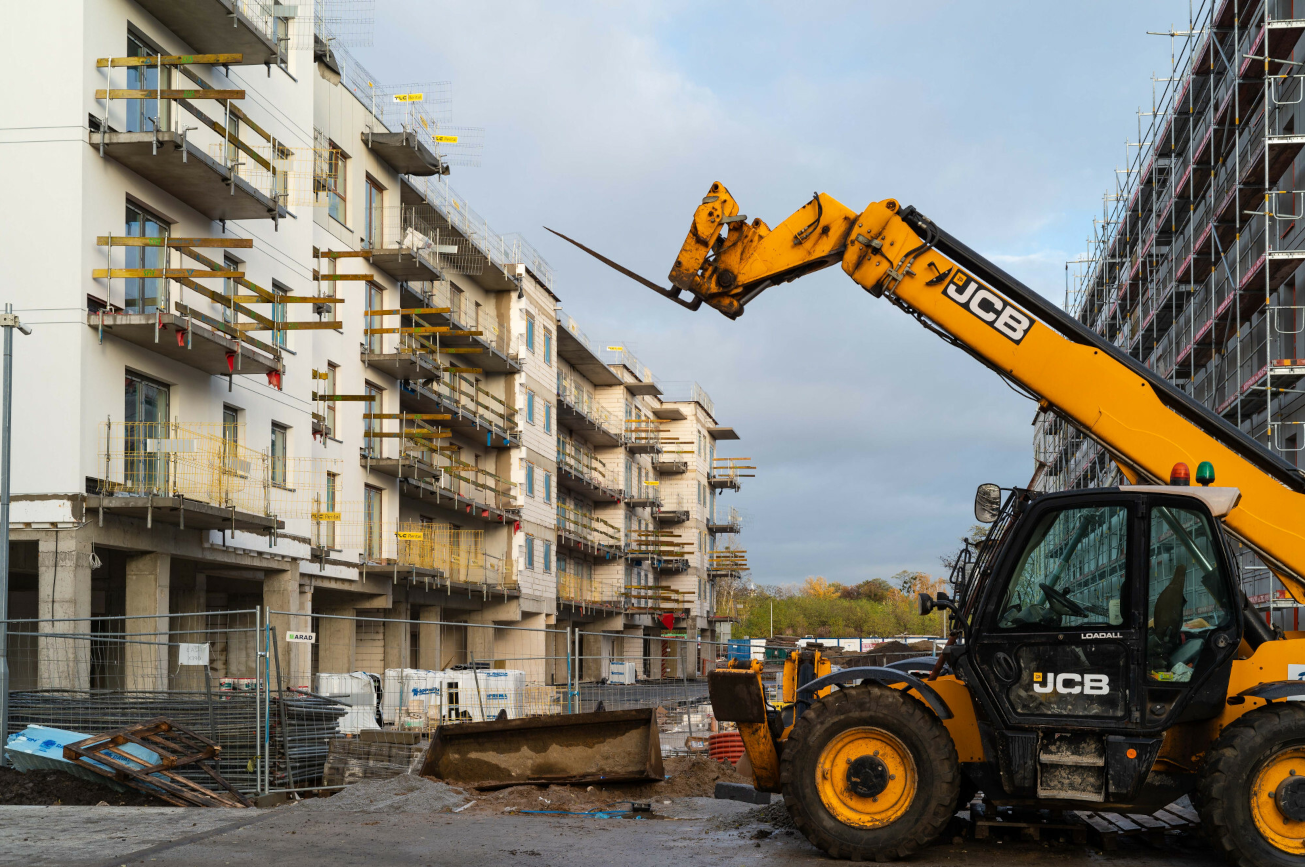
left=711, top=800, right=795, bottom=831
left=296, top=775, right=468, bottom=813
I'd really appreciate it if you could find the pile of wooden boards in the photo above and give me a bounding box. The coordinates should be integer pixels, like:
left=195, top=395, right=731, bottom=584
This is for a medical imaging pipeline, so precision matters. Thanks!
left=62, top=717, right=251, bottom=808
left=322, top=733, right=428, bottom=788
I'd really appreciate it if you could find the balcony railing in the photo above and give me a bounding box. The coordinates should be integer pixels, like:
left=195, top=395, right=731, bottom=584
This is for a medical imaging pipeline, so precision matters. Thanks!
left=557, top=369, right=615, bottom=432
left=557, top=436, right=613, bottom=490
left=94, top=53, right=288, bottom=221
left=98, top=421, right=334, bottom=520
left=316, top=519, right=516, bottom=589
left=556, top=503, right=622, bottom=550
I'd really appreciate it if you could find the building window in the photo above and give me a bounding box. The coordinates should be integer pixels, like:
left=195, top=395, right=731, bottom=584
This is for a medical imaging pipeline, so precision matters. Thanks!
left=221, top=405, right=240, bottom=475
left=543, top=330, right=552, bottom=365
left=271, top=423, right=288, bottom=486
left=271, top=282, right=289, bottom=348
left=625, top=459, right=632, bottom=497
left=526, top=390, right=536, bottom=424
left=364, top=177, right=383, bottom=248
left=326, top=141, right=347, bottom=224
left=365, top=283, right=383, bottom=353
left=323, top=471, right=338, bottom=548
left=124, top=371, right=170, bottom=491
left=544, top=472, right=552, bottom=503
left=222, top=255, right=241, bottom=323
left=526, top=463, right=535, bottom=497
left=125, top=34, right=170, bottom=134
left=543, top=403, right=552, bottom=433
left=525, top=314, right=535, bottom=352
left=124, top=202, right=168, bottom=314
left=325, top=363, right=338, bottom=437
left=363, top=384, right=382, bottom=456
left=543, top=541, right=552, bottom=573
left=364, top=485, right=382, bottom=561
left=525, top=535, right=535, bottom=569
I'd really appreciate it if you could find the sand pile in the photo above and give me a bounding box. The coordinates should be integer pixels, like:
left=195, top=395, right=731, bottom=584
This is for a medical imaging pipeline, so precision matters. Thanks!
left=297, top=774, right=468, bottom=813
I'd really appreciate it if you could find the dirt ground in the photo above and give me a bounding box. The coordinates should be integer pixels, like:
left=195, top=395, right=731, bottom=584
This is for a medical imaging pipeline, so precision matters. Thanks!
left=0, top=797, right=1229, bottom=867
left=460, top=754, right=749, bottom=814
left=0, top=767, right=168, bottom=807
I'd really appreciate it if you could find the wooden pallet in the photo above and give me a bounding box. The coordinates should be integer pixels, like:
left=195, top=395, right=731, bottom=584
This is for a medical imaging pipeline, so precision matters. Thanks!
left=972, top=816, right=1088, bottom=844
left=63, top=716, right=251, bottom=808
left=1068, top=801, right=1198, bottom=851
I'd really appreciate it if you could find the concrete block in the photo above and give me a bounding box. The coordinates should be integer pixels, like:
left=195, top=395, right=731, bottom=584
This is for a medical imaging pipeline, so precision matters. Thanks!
left=714, top=781, right=770, bottom=805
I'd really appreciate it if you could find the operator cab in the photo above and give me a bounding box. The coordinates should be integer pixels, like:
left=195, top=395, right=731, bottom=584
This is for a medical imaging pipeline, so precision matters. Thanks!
left=952, top=479, right=1246, bottom=803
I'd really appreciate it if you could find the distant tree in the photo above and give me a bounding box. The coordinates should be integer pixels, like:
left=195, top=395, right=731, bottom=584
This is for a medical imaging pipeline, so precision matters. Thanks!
left=839, top=578, right=896, bottom=603
left=940, top=524, right=991, bottom=572
left=801, top=576, right=842, bottom=600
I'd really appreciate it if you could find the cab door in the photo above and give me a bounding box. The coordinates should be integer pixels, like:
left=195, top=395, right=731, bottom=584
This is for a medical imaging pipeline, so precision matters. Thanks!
left=968, top=494, right=1142, bottom=730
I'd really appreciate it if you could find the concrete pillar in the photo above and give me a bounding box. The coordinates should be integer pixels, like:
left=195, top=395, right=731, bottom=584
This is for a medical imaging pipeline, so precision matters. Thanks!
left=466, top=609, right=496, bottom=668
left=170, top=562, right=207, bottom=691
left=500, top=612, right=545, bottom=685
left=383, top=599, right=411, bottom=672
left=317, top=605, right=357, bottom=674
left=548, top=622, right=570, bottom=686
left=580, top=631, right=606, bottom=681
left=36, top=529, right=93, bottom=690
left=417, top=606, right=442, bottom=670
left=263, top=562, right=307, bottom=689
left=124, top=552, right=170, bottom=692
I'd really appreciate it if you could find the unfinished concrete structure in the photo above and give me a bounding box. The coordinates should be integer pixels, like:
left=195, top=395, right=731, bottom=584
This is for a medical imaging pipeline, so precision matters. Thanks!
left=1, top=0, right=748, bottom=694
left=1033, top=0, right=1305, bottom=628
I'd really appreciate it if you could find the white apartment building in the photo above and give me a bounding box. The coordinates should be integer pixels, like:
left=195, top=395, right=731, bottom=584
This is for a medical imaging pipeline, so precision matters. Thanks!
left=1, top=0, right=746, bottom=693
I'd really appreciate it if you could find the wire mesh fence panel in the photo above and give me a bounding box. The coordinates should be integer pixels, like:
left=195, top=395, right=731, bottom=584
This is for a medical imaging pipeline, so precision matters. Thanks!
left=574, top=631, right=728, bottom=756
left=4, top=611, right=264, bottom=794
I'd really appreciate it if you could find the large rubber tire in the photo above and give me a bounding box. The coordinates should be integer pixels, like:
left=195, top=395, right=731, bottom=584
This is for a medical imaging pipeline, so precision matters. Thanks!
left=780, top=685, right=960, bottom=861
left=1199, top=703, right=1305, bottom=867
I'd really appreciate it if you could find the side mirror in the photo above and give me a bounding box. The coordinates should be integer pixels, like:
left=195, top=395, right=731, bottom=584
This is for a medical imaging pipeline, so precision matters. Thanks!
left=918, top=592, right=936, bottom=617
left=974, top=483, right=1002, bottom=523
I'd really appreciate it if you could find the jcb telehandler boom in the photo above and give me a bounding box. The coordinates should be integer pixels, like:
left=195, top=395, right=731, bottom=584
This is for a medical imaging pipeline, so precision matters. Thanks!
left=550, top=185, right=1305, bottom=866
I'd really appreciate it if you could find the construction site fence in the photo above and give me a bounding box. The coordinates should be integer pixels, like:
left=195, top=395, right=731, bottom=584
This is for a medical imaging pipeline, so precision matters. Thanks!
left=2, top=612, right=735, bottom=795
left=2, top=611, right=266, bottom=795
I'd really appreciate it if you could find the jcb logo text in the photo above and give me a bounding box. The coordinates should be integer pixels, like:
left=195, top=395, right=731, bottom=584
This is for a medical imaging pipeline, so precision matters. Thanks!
left=944, top=272, right=1033, bottom=344
left=1032, top=672, right=1110, bottom=695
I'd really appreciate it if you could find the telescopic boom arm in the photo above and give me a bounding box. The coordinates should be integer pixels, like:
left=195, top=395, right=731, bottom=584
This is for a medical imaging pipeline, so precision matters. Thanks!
left=549, top=182, right=1305, bottom=602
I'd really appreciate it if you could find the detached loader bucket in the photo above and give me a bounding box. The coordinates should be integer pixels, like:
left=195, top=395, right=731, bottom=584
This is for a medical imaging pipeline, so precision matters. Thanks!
left=420, top=708, right=665, bottom=789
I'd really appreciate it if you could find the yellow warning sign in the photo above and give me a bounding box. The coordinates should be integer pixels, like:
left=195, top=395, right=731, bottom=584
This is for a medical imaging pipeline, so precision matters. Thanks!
left=396, top=531, right=424, bottom=540
left=434, top=134, right=459, bottom=144
left=311, top=512, right=341, bottom=522
left=392, top=92, right=423, bottom=103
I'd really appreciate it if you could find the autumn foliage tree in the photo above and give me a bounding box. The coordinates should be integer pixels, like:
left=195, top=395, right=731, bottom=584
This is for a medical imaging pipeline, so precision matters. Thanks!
left=734, top=573, right=943, bottom=639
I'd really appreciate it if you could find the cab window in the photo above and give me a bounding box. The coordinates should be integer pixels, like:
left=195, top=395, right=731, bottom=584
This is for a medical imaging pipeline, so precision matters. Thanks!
left=997, top=505, right=1129, bottom=630
left=1146, top=505, right=1234, bottom=683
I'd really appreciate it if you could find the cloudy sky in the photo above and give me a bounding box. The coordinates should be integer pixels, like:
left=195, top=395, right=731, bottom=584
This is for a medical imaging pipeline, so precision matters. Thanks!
left=355, top=1, right=1191, bottom=586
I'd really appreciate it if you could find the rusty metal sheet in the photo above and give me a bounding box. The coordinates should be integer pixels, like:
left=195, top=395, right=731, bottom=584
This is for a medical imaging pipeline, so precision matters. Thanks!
left=420, top=708, right=664, bottom=789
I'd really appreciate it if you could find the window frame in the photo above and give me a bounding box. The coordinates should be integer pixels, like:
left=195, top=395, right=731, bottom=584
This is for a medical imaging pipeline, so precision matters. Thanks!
left=525, top=314, right=535, bottom=352
left=270, top=423, right=289, bottom=487
left=326, top=141, right=348, bottom=225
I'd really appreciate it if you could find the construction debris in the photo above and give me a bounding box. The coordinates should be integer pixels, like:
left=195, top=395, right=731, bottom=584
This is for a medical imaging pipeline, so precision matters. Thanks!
left=63, top=717, right=251, bottom=808
left=421, top=708, right=664, bottom=789
left=322, top=736, right=428, bottom=787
